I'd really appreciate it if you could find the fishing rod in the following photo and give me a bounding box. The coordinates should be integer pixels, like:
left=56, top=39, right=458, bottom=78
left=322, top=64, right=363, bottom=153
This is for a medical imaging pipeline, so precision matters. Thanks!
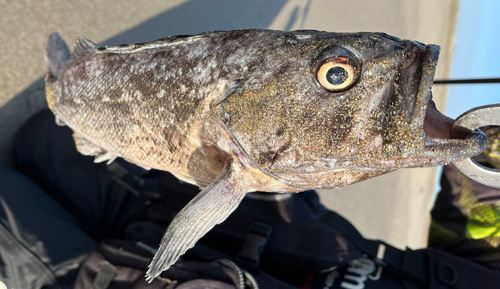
left=434, top=77, right=500, bottom=85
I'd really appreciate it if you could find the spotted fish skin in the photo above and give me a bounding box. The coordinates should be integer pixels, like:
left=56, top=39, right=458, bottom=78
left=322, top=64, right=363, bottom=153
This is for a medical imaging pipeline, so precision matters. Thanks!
left=45, top=30, right=487, bottom=281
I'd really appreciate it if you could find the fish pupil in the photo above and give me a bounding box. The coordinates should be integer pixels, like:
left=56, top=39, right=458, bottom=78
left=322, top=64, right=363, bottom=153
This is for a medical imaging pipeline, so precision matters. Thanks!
left=326, top=66, right=348, bottom=85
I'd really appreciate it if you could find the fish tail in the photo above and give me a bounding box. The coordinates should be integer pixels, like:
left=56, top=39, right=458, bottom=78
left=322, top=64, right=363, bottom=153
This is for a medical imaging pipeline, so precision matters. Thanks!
left=46, top=33, right=67, bottom=110
left=46, top=32, right=71, bottom=78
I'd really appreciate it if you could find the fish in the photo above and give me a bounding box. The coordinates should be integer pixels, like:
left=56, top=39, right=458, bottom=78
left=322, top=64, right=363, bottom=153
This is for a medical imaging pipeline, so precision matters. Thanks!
left=44, top=29, right=487, bottom=282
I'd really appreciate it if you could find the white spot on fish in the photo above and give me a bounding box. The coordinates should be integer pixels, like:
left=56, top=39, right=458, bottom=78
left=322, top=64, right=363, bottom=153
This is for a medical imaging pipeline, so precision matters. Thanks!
left=122, top=91, right=131, bottom=101
left=157, top=89, right=166, bottom=98
left=295, top=34, right=312, bottom=40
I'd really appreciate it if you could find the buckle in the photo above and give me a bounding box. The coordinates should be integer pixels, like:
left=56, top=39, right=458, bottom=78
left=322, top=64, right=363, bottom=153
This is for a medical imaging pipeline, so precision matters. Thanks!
left=437, top=261, right=458, bottom=285
left=375, top=243, right=387, bottom=265
left=236, top=222, right=272, bottom=268
left=369, top=241, right=402, bottom=268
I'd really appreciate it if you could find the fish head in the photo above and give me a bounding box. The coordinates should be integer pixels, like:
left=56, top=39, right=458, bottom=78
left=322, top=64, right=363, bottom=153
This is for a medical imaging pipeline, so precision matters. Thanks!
left=213, top=31, right=486, bottom=190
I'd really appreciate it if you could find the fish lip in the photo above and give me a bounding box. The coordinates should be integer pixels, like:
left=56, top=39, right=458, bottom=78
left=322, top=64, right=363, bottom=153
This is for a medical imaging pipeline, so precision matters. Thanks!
left=417, top=45, right=487, bottom=162
left=382, top=43, right=487, bottom=166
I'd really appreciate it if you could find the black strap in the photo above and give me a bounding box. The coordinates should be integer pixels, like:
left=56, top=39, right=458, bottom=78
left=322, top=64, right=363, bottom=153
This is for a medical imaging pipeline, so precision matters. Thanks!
left=426, top=248, right=500, bottom=289
left=320, top=211, right=500, bottom=288
left=235, top=222, right=272, bottom=268
left=92, top=261, right=117, bottom=289
left=320, top=211, right=428, bottom=286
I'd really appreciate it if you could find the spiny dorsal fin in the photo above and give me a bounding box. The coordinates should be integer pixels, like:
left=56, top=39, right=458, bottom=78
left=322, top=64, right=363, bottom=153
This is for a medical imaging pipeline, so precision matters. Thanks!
left=70, top=34, right=97, bottom=63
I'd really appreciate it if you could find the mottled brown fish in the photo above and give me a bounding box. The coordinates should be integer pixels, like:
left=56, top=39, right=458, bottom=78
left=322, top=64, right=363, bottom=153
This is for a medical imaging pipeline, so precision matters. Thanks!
left=45, top=30, right=486, bottom=281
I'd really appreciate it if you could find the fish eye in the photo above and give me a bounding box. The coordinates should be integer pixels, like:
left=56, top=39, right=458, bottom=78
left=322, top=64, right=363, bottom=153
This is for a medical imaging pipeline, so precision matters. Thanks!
left=313, top=47, right=361, bottom=92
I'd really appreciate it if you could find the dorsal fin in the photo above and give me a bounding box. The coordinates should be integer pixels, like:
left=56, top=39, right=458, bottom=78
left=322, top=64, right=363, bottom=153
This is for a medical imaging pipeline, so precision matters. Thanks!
left=70, top=34, right=97, bottom=63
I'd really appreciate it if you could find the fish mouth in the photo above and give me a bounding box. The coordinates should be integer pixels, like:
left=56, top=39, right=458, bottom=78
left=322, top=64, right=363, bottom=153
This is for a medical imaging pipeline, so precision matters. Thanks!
left=388, top=44, right=487, bottom=166
left=422, top=100, right=487, bottom=160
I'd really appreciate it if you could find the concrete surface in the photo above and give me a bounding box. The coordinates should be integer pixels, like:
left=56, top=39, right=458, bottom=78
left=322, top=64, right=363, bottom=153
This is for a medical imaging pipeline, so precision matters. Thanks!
left=0, top=0, right=459, bottom=249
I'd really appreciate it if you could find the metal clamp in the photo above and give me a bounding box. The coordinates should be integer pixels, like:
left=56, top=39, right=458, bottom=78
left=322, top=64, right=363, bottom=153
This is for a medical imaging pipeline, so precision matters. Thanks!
left=452, top=104, right=500, bottom=189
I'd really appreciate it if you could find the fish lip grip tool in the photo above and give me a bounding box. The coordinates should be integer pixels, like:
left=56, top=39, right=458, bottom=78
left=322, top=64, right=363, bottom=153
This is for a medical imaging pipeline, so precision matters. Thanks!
left=452, top=103, right=500, bottom=189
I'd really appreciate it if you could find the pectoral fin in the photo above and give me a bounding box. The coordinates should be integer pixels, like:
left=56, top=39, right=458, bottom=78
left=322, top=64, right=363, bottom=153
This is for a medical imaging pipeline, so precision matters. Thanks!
left=145, top=161, right=246, bottom=282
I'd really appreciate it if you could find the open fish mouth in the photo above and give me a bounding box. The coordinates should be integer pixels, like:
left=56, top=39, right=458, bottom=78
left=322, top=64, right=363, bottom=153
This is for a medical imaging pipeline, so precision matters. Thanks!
left=421, top=100, right=487, bottom=160
left=395, top=44, right=487, bottom=164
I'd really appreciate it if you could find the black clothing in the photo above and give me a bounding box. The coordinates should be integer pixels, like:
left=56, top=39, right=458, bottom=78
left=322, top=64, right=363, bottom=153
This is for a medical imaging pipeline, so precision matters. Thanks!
left=1, top=109, right=499, bottom=288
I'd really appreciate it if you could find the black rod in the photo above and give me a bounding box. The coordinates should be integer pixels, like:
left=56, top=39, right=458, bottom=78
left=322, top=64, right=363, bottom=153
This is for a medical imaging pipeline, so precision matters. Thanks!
left=433, top=78, right=500, bottom=85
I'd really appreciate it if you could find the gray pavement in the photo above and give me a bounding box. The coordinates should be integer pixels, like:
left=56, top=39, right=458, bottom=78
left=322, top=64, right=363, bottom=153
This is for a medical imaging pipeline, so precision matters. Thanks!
left=0, top=0, right=459, bottom=249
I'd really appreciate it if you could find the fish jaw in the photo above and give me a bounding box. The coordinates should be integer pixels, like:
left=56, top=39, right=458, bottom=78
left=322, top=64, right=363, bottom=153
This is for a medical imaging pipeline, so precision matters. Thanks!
left=379, top=43, right=487, bottom=168
left=381, top=42, right=438, bottom=158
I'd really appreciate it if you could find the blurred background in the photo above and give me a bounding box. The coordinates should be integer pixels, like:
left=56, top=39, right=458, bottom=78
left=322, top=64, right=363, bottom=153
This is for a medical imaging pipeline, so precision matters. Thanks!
left=0, top=0, right=497, bottom=249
